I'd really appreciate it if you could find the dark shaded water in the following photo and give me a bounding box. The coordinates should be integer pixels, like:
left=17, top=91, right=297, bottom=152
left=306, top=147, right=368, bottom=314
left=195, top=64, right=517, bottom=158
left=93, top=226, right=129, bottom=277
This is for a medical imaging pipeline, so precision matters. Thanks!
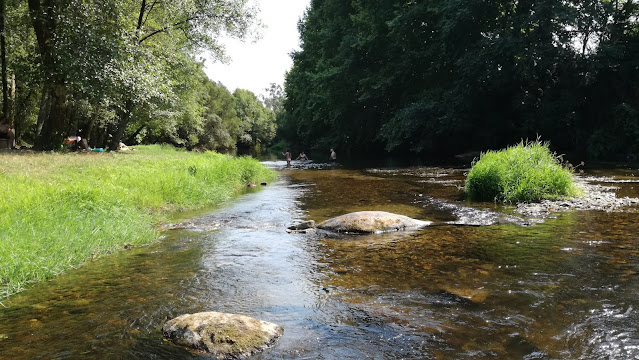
left=0, top=161, right=638, bottom=359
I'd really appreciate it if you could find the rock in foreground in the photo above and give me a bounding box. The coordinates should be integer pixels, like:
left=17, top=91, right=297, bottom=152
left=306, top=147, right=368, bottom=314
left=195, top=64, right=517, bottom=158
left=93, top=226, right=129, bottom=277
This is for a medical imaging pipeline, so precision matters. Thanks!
left=318, top=211, right=432, bottom=233
left=162, top=312, right=283, bottom=359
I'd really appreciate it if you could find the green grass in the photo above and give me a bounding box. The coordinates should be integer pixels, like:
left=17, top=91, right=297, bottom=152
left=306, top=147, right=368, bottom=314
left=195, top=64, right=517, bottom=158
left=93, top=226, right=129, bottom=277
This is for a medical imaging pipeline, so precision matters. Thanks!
left=0, top=145, right=277, bottom=299
left=465, top=140, right=579, bottom=203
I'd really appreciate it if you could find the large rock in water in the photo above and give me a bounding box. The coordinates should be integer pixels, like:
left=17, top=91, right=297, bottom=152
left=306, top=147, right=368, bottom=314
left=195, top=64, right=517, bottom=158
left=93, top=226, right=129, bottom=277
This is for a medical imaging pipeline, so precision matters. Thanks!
left=317, top=211, right=432, bottom=233
left=162, top=312, right=283, bottom=358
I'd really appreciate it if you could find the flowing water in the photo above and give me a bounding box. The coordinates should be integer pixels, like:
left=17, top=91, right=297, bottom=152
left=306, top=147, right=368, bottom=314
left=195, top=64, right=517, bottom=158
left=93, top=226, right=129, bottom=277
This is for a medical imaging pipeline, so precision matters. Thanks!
left=0, top=162, right=638, bottom=359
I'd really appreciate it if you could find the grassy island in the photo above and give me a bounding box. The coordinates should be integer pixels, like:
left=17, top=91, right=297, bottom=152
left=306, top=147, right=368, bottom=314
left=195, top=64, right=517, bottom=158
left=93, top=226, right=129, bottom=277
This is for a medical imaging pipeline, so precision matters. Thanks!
left=0, top=146, right=277, bottom=299
left=465, top=141, right=579, bottom=203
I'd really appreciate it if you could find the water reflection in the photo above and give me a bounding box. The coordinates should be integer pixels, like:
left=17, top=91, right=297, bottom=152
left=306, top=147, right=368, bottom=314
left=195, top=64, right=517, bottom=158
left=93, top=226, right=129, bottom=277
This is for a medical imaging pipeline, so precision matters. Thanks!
left=286, top=168, right=639, bottom=359
left=0, top=167, right=637, bottom=359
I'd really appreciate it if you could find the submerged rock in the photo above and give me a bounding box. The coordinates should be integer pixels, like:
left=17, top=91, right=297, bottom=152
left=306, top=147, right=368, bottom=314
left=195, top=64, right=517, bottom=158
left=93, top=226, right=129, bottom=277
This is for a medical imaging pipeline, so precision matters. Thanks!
left=162, top=312, right=283, bottom=359
left=442, top=287, right=489, bottom=303
left=287, top=220, right=316, bottom=231
left=287, top=220, right=317, bottom=234
left=446, top=207, right=538, bottom=227
left=420, top=196, right=539, bottom=227
left=158, top=221, right=220, bottom=232
left=317, top=211, right=432, bottom=233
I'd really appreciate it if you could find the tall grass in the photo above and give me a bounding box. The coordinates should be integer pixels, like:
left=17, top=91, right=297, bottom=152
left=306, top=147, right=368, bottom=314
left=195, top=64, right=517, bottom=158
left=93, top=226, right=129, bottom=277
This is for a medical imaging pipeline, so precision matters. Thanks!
left=0, top=145, right=277, bottom=299
left=465, top=140, right=579, bottom=203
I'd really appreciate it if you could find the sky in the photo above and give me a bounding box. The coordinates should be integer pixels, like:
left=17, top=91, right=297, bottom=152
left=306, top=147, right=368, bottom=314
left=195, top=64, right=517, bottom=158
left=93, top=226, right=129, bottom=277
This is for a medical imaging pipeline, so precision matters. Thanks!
left=204, top=0, right=311, bottom=97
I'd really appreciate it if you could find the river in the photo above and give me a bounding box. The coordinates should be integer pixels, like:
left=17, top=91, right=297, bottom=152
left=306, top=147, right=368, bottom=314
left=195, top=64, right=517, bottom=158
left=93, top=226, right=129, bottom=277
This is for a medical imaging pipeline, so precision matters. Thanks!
left=0, top=161, right=638, bottom=359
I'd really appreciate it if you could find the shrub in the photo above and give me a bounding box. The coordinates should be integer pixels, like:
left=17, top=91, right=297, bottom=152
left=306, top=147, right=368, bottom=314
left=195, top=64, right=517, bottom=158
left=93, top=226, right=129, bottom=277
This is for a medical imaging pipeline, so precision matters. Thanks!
left=465, top=140, right=578, bottom=203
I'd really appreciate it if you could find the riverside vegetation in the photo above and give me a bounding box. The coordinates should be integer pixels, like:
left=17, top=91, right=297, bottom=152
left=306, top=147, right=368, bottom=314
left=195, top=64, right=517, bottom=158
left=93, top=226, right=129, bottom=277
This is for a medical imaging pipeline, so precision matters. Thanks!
left=282, top=0, right=639, bottom=161
left=465, top=141, right=579, bottom=203
left=0, top=145, right=277, bottom=299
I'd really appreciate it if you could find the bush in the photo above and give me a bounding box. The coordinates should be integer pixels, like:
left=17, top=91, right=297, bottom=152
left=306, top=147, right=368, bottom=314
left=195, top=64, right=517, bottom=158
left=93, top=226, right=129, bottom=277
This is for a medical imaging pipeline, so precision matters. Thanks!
left=465, top=140, right=578, bottom=203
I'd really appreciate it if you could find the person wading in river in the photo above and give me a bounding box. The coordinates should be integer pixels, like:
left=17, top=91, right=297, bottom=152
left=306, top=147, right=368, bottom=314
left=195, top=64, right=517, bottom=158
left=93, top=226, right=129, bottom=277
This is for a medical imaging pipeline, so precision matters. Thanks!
left=329, top=148, right=337, bottom=163
left=282, top=148, right=292, bottom=167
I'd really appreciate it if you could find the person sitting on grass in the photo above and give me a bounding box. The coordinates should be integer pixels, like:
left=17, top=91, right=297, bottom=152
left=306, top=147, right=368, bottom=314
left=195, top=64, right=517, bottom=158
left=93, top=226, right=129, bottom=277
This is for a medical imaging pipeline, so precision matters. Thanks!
left=63, top=136, right=90, bottom=151
left=117, top=141, right=134, bottom=151
left=0, top=117, right=16, bottom=149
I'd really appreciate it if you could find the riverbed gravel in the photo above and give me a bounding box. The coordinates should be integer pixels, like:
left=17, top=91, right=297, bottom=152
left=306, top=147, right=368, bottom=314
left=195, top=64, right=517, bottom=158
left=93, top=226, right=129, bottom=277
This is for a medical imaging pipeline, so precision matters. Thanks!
left=515, top=177, right=639, bottom=218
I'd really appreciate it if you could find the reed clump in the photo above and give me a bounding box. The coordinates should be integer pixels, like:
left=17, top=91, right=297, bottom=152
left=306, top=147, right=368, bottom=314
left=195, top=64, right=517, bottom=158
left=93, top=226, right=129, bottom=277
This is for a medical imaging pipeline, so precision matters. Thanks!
left=0, top=145, right=277, bottom=299
left=465, top=140, right=579, bottom=203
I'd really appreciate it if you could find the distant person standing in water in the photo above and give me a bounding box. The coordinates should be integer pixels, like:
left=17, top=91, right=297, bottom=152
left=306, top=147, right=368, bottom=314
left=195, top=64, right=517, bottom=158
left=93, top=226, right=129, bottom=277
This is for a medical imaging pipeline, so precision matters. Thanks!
left=329, top=148, right=337, bottom=163
left=296, top=151, right=308, bottom=161
left=282, top=148, right=292, bottom=167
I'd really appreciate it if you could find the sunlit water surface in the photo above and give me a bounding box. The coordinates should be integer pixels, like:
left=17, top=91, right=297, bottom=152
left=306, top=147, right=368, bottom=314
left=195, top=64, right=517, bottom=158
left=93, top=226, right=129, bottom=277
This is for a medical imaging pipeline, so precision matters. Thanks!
left=0, top=161, right=638, bottom=359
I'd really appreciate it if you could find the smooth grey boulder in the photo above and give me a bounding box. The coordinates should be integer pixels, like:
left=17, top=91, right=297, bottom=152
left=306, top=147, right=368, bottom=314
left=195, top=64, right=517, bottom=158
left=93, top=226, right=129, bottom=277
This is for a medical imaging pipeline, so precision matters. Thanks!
left=317, top=211, right=432, bottom=233
left=162, top=312, right=283, bottom=359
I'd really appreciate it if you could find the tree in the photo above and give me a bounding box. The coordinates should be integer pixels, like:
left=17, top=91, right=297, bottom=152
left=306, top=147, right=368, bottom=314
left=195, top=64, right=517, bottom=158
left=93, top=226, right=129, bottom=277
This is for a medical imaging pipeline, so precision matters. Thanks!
left=4, top=0, right=39, bottom=144
left=27, top=0, right=69, bottom=149
left=0, top=0, right=7, bottom=118
left=199, top=81, right=242, bottom=150
left=282, top=0, right=639, bottom=160
left=106, top=0, right=259, bottom=150
left=233, top=88, right=276, bottom=150
left=261, top=83, right=285, bottom=113
left=284, top=0, right=357, bottom=152
left=19, top=0, right=258, bottom=150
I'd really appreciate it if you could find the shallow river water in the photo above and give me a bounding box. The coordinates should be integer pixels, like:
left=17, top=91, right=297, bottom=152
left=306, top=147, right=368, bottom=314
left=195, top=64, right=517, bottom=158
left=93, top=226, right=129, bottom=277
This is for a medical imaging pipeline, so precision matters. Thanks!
left=0, top=162, right=638, bottom=359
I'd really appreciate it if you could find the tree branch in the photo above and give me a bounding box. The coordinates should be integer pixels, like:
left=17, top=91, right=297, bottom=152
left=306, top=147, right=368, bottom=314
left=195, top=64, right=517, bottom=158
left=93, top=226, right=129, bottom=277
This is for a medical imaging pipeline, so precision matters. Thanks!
left=137, top=0, right=146, bottom=31
left=180, top=27, right=206, bottom=49
left=143, top=0, right=161, bottom=27
left=139, top=16, right=197, bottom=43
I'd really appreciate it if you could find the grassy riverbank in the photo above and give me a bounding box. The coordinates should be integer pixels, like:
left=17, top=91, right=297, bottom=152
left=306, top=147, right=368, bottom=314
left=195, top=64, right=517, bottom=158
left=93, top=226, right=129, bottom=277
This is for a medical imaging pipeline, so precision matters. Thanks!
left=0, top=145, right=277, bottom=299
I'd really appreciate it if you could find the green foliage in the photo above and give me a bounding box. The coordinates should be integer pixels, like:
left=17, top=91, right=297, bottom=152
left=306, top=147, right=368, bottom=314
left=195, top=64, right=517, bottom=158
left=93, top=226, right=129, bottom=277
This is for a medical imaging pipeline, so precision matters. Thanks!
left=261, top=83, right=285, bottom=113
left=269, top=139, right=290, bottom=154
left=465, top=141, right=578, bottom=203
left=198, top=81, right=242, bottom=150
left=2, top=0, right=263, bottom=151
left=233, top=88, right=276, bottom=149
left=0, top=147, right=277, bottom=299
left=282, top=0, right=639, bottom=160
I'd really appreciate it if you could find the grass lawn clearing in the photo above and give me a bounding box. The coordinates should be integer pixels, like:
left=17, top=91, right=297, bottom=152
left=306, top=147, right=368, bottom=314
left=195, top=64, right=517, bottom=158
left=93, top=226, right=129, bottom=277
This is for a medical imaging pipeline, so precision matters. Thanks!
left=0, top=145, right=277, bottom=299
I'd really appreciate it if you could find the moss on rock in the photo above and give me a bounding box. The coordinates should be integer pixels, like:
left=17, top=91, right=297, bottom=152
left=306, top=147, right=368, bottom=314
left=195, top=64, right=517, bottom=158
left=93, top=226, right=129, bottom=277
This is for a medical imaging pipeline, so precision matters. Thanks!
left=162, top=312, right=283, bottom=358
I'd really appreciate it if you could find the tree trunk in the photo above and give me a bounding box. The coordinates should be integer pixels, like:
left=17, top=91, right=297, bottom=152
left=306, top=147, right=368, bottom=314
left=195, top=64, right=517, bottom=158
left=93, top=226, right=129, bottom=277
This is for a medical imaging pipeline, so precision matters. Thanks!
left=107, top=1, right=147, bottom=150
left=67, top=100, right=78, bottom=136
left=35, top=87, right=50, bottom=138
left=8, top=73, right=14, bottom=124
left=125, top=124, right=146, bottom=145
left=0, top=0, right=7, bottom=118
left=29, top=0, right=68, bottom=150
left=34, top=81, right=66, bottom=150
left=86, top=103, right=101, bottom=147
left=582, top=31, right=590, bottom=56
left=109, top=100, right=133, bottom=151
left=96, top=124, right=107, bottom=149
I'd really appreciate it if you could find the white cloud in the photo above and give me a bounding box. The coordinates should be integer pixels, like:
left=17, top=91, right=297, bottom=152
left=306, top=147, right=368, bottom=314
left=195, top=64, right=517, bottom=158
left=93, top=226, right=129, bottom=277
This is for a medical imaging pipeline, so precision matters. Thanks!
left=204, top=0, right=310, bottom=97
